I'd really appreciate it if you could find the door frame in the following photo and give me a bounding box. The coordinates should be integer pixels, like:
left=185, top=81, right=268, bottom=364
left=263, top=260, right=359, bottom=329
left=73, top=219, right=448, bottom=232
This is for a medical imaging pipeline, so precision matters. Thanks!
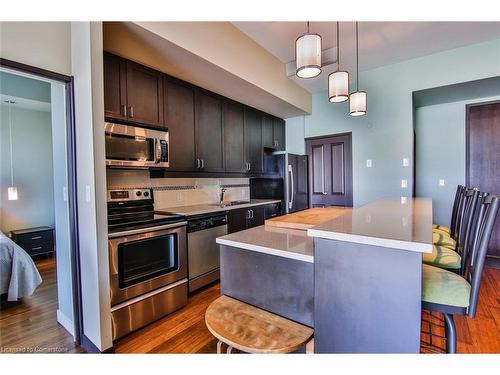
left=465, top=99, right=500, bottom=186
left=0, top=58, right=84, bottom=345
left=305, top=132, right=353, bottom=207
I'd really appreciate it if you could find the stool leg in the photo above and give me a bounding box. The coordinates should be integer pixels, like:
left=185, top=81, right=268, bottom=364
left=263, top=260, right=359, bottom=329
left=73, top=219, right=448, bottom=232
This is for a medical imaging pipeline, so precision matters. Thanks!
left=226, top=346, right=234, bottom=354
left=305, top=338, right=314, bottom=354
left=216, top=340, right=225, bottom=354
left=443, top=314, right=457, bottom=354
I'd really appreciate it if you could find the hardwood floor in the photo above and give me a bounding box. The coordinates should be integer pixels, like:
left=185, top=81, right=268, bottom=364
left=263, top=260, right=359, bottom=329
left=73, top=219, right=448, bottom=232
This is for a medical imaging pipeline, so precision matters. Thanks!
left=0, top=257, right=83, bottom=353
left=2, top=258, right=499, bottom=354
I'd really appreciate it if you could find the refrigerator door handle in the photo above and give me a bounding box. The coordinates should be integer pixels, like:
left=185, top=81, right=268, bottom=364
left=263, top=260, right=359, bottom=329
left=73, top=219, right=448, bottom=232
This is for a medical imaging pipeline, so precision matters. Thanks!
left=288, top=164, right=294, bottom=210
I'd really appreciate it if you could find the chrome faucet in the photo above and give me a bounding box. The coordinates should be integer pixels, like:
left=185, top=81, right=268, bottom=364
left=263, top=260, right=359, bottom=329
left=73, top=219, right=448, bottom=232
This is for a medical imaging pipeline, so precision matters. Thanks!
left=219, top=188, right=227, bottom=207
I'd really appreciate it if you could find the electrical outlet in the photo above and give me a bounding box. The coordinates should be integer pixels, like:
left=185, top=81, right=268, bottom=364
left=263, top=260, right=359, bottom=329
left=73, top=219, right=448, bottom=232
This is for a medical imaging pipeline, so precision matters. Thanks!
left=366, top=159, right=372, bottom=168
left=176, top=192, right=184, bottom=202
left=85, top=185, right=91, bottom=203
left=365, top=214, right=372, bottom=223
left=403, top=158, right=409, bottom=167
left=401, top=179, right=408, bottom=188
left=401, top=196, right=408, bottom=204
left=439, top=179, right=445, bottom=187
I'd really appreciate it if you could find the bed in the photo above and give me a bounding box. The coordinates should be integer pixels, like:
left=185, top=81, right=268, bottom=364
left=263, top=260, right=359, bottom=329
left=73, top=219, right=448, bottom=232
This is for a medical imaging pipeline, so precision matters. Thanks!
left=0, top=230, right=42, bottom=301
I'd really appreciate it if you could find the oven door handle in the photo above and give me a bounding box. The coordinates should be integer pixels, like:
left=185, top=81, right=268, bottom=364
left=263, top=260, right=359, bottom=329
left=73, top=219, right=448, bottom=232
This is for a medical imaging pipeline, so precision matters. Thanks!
left=108, top=221, right=188, bottom=238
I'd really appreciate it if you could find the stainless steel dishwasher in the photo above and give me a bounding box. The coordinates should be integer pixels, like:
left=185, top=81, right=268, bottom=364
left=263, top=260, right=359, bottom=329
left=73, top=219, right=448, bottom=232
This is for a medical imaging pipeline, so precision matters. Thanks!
left=187, top=213, right=227, bottom=292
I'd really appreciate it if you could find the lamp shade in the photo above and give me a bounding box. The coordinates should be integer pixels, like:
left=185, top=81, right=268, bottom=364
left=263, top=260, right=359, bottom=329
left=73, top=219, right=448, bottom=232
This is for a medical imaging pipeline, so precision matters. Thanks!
left=8, top=186, right=18, bottom=201
left=349, top=91, right=367, bottom=116
left=328, top=71, right=349, bottom=103
left=296, top=33, right=322, bottom=79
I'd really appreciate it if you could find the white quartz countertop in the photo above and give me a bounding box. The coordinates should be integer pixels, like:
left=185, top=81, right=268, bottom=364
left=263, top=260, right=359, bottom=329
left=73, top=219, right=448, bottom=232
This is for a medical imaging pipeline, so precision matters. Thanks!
left=216, top=225, right=314, bottom=263
left=307, top=197, right=433, bottom=253
left=156, top=199, right=281, bottom=217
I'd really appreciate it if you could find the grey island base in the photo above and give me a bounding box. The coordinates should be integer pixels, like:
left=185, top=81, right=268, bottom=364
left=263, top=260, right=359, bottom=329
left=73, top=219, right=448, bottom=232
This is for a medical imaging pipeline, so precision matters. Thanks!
left=216, top=198, right=433, bottom=353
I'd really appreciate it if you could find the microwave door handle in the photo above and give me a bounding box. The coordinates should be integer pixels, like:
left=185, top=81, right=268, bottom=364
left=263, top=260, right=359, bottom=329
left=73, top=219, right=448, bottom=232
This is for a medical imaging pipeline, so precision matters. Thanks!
left=155, top=139, right=161, bottom=164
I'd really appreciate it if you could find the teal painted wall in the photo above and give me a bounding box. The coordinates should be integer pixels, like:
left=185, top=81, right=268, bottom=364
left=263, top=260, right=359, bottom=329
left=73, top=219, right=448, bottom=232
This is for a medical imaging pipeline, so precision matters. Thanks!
left=286, top=38, right=500, bottom=207
left=415, top=95, right=500, bottom=227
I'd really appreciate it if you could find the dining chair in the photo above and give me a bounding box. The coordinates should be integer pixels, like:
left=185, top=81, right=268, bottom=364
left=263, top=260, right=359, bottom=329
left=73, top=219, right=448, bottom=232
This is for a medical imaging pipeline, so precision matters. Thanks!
left=421, top=194, right=499, bottom=353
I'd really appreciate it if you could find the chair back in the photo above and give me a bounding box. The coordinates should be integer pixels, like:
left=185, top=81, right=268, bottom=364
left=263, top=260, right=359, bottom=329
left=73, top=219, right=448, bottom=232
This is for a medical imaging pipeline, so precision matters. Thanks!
left=450, top=185, right=465, bottom=237
left=457, top=189, right=480, bottom=273
left=451, top=186, right=467, bottom=240
left=467, top=194, right=499, bottom=317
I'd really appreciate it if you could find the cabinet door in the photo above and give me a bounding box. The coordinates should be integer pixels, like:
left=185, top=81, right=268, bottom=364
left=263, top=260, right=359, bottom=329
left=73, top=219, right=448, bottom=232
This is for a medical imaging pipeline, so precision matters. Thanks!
left=126, top=61, right=164, bottom=127
left=164, top=79, right=196, bottom=171
left=247, top=205, right=265, bottom=228
left=227, top=208, right=249, bottom=234
left=264, top=203, right=281, bottom=219
left=195, top=92, right=225, bottom=172
left=103, top=52, right=127, bottom=121
left=262, top=114, right=274, bottom=149
left=273, top=118, right=286, bottom=151
left=224, top=101, right=246, bottom=173
left=244, top=107, right=263, bottom=173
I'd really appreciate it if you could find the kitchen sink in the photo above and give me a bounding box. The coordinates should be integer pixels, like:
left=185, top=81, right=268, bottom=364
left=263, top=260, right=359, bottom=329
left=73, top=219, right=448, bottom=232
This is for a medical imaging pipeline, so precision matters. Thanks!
left=215, top=200, right=250, bottom=208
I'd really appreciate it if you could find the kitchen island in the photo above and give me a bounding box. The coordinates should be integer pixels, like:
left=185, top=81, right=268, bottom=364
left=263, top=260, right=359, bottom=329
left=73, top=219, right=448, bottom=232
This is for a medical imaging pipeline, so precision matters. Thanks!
left=216, top=197, right=433, bottom=353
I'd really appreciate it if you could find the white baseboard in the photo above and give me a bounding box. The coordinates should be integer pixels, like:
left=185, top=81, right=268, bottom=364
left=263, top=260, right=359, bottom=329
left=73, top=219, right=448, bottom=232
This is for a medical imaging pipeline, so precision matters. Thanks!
left=57, top=309, right=75, bottom=338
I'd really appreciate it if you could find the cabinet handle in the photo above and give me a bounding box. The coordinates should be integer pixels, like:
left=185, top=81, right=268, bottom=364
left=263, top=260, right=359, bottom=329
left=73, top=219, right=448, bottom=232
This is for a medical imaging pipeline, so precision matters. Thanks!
left=32, top=246, right=42, bottom=251
left=31, top=236, right=42, bottom=240
left=201, top=159, right=204, bottom=169
left=196, top=159, right=200, bottom=168
left=122, top=105, right=127, bottom=117
left=129, top=106, right=134, bottom=118
left=248, top=162, right=251, bottom=171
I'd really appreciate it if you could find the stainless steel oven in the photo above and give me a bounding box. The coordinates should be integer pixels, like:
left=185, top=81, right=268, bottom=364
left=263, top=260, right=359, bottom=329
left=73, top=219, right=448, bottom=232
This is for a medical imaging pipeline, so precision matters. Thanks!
left=107, top=189, right=187, bottom=340
left=105, top=122, right=169, bottom=168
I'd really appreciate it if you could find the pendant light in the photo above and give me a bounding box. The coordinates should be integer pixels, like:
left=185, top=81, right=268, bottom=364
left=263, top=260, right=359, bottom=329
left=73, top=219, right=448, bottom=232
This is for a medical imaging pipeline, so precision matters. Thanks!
left=349, top=22, right=367, bottom=116
left=296, top=22, right=322, bottom=79
left=6, top=100, right=18, bottom=200
left=328, top=22, right=349, bottom=103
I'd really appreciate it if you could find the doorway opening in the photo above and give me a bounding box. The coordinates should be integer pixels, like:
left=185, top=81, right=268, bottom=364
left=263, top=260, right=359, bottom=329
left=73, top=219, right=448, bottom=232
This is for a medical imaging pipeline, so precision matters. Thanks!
left=0, top=60, right=82, bottom=353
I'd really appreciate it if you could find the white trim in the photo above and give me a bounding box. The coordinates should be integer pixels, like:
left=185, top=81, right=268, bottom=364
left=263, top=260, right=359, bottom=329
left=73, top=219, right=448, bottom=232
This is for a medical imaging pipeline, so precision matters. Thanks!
left=56, top=309, right=75, bottom=338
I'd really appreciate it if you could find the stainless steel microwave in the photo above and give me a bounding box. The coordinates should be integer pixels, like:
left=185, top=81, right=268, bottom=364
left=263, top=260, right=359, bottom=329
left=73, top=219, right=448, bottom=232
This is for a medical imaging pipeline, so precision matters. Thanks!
left=105, top=122, right=169, bottom=168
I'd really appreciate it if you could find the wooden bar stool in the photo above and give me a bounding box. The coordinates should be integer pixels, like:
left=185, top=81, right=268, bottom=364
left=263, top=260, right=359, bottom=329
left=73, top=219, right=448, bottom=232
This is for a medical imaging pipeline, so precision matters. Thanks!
left=205, top=295, right=314, bottom=354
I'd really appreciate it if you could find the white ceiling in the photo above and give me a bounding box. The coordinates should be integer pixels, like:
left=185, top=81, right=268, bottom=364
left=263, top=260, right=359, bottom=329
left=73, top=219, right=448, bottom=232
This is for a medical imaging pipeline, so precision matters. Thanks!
left=232, top=22, right=500, bottom=93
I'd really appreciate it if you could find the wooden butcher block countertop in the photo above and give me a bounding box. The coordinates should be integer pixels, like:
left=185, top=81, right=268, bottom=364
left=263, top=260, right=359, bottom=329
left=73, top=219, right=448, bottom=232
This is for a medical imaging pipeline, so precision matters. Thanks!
left=265, top=207, right=352, bottom=230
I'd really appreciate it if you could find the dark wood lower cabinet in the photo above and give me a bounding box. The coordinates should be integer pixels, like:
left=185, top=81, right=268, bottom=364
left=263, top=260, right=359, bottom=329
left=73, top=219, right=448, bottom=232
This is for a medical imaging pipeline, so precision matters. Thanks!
left=227, top=205, right=269, bottom=234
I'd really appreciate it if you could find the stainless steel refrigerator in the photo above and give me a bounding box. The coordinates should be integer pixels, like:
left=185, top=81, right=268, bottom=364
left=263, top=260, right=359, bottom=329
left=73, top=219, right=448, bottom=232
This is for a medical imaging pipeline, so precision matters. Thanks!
left=250, top=153, right=309, bottom=214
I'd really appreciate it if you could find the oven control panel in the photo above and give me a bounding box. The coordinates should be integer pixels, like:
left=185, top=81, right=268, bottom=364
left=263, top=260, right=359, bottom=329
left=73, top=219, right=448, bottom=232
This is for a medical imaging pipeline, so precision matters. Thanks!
left=108, top=188, right=153, bottom=202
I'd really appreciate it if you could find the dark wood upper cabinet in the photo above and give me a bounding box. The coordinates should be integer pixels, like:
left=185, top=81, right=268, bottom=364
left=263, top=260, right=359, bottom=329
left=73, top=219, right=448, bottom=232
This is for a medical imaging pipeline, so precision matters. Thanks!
left=103, top=52, right=127, bottom=121
left=224, top=101, right=246, bottom=173
left=195, top=91, right=225, bottom=172
left=244, top=107, right=263, bottom=173
left=125, top=61, right=164, bottom=127
left=164, top=79, right=196, bottom=171
left=273, top=118, right=286, bottom=151
left=262, top=114, right=274, bottom=149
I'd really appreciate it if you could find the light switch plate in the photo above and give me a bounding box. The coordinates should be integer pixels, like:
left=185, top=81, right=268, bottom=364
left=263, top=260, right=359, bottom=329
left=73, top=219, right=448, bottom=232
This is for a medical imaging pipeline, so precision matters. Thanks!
left=85, top=185, right=91, bottom=203
left=403, top=158, right=409, bottom=167
left=366, top=159, right=372, bottom=168
left=401, top=196, right=408, bottom=204
left=439, top=179, right=445, bottom=187
left=401, top=179, right=408, bottom=188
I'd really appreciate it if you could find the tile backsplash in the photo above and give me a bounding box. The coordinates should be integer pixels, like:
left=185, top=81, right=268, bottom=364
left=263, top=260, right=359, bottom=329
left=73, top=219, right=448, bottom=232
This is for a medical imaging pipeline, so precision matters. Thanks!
left=106, top=169, right=250, bottom=209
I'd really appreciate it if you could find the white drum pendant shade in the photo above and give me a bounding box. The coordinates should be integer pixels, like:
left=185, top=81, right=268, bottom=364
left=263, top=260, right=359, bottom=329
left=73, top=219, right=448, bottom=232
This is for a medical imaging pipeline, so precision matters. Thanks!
left=296, top=33, right=322, bottom=79
left=328, top=71, right=349, bottom=102
left=349, top=91, right=367, bottom=116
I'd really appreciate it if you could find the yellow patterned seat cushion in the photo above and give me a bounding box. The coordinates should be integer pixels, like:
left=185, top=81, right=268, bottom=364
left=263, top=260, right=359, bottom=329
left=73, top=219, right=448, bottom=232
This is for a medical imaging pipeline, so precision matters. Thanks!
left=423, top=245, right=461, bottom=269
left=432, top=224, right=451, bottom=235
left=432, top=232, right=456, bottom=248
left=422, top=264, right=470, bottom=307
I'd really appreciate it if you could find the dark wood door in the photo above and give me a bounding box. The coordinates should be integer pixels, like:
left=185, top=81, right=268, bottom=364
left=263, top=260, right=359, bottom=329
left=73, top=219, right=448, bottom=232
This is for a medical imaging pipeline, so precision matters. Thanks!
left=262, top=114, right=274, bottom=149
left=244, top=107, right=263, bottom=173
left=306, top=133, right=353, bottom=207
left=273, top=118, right=286, bottom=151
left=195, top=91, right=225, bottom=172
left=126, top=61, right=164, bottom=127
left=224, top=101, right=246, bottom=173
left=228, top=208, right=248, bottom=234
left=164, top=79, right=196, bottom=171
left=247, top=205, right=265, bottom=228
left=467, top=102, right=500, bottom=257
left=103, top=52, right=127, bottom=121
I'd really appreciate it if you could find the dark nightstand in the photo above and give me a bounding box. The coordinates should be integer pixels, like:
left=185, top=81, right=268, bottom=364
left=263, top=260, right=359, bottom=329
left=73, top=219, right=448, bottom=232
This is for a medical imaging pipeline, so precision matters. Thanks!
left=10, top=226, right=55, bottom=258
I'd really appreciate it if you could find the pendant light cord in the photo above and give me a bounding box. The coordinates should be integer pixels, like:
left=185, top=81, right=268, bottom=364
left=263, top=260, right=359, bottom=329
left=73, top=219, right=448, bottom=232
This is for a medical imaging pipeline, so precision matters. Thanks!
left=336, top=22, right=340, bottom=69
left=8, top=101, right=14, bottom=186
left=356, top=21, right=359, bottom=91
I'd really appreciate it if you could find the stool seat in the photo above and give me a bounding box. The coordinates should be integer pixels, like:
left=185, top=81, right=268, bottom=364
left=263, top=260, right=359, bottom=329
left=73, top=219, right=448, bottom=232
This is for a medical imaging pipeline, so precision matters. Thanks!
left=205, top=295, right=314, bottom=354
